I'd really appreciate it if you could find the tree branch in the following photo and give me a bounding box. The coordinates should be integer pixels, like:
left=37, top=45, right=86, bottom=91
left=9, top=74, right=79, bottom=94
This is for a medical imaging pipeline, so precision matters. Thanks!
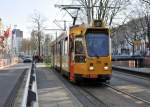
left=142, top=0, right=150, bottom=5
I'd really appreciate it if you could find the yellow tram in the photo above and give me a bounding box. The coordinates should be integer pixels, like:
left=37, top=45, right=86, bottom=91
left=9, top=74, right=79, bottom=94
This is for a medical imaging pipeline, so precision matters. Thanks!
left=51, top=20, right=112, bottom=82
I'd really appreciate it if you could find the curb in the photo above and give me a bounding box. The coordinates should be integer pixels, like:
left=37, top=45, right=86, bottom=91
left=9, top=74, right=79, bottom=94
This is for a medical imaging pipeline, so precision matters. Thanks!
left=112, top=66, right=150, bottom=78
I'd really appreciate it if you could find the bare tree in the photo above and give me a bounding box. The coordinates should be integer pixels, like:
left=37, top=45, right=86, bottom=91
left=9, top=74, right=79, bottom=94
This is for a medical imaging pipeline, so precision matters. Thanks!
left=43, top=34, right=52, bottom=56
left=75, top=0, right=130, bottom=25
left=30, top=30, right=38, bottom=54
left=21, top=38, right=31, bottom=54
left=141, top=0, right=150, bottom=4
left=137, top=0, right=150, bottom=48
left=30, top=11, right=46, bottom=56
left=112, top=15, right=148, bottom=55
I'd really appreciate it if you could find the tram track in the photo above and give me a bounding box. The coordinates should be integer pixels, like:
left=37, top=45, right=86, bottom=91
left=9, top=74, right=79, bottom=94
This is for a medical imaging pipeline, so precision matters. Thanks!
left=79, top=82, right=150, bottom=107
left=53, top=68, right=150, bottom=107
left=109, top=70, right=150, bottom=106
left=112, top=71, right=150, bottom=89
left=113, top=70, right=150, bottom=81
left=79, top=86, right=109, bottom=107
left=103, top=83, right=150, bottom=105
left=88, top=68, right=150, bottom=103
left=53, top=69, right=109, bottom=107
left=112, top=66, right=150, bottom=78
left=80, top=80, right=150, bottom=107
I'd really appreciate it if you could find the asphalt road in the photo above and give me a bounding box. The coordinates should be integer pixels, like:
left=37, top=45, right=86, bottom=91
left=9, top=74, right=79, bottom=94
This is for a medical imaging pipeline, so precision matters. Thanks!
left=0, top=63, right=30, bottom=107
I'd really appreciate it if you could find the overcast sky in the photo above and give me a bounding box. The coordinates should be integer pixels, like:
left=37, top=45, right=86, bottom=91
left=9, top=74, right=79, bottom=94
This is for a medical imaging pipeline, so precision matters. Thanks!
left=0, top=0, right=72, bottom=38
left=0, top=0, right=142, bottom=38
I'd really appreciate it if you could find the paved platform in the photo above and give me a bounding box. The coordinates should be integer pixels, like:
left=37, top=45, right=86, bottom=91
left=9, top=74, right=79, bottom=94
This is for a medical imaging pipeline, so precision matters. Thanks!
left=113, top=65, right=150, bottom=74
left=0, top=68, right=26, bottom=107
left=36, top=63, right=83, bottom=107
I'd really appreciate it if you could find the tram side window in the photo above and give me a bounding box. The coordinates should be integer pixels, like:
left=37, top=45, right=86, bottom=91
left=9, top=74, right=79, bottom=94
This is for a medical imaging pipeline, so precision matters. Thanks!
left=62, top=40, right=64, bottom=55
left=63, top=40, right=66, bottom=56
left=59, top=42, right=61, bottom=55
left=64, top=39, right=68, bottom=55
left=57, top=43, right=59, bottom=55
left=51, top=46, right=54, bottom=56
left=75, top=40, right=84, bottom=54
left=55, top=45, right=57, bottom=55
left=74, top=38, right=86, bottom=63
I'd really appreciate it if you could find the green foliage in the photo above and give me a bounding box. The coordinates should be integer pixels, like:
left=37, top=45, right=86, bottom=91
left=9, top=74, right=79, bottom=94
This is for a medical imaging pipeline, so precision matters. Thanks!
left=44, top=56, right=52, bottom=69
left=44, top=56, right=51, bottom=64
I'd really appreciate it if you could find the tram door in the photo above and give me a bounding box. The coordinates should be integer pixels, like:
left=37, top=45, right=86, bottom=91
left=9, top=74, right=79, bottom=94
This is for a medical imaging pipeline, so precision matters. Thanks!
left=69, top=36, right=75, bottom=81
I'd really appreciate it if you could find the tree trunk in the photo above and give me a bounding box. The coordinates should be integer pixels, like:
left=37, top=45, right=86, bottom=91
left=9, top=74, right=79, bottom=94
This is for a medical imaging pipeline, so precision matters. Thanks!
left=38, top=33, right=41, bottom=57
left=147, top=19, right=150, bottom=48
left=87, top=0, right=91, bottom=24
left=132, top=45, right=134, bottom=56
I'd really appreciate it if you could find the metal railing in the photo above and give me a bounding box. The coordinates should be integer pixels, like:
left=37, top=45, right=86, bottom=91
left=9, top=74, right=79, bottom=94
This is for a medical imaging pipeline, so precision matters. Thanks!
left=21, top=61, right=39, bottom=107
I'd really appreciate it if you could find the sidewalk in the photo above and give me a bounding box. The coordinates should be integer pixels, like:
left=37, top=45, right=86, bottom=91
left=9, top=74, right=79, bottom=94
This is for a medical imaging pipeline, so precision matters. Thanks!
left=36, top=63, right=83, bottom=107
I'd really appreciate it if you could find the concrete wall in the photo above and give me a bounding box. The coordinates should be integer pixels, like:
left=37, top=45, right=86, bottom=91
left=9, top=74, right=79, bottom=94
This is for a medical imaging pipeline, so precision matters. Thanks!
left=113, top=61, right=135, bottom=67
left=0, top=57, right=18, bottom=68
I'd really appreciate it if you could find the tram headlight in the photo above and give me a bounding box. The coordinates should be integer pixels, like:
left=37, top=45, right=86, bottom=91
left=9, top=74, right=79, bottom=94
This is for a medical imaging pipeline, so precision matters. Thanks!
left=104, top=66, right=109, bottom=70
left=89, top=66, right=94, bottom=71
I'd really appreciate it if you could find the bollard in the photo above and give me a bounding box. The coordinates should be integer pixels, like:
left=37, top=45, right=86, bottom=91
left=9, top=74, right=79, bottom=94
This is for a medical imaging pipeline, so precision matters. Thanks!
left=21, top=62, right=38, bottom=107
left=32, top=61, right=36, bottom=70
left=31, top=69, right=34, bottom=75
left=30, top=75, right=35, bottom=85
left=27, top=90, right=36, bottom=106
left=31, top=65, right=35, bottom=71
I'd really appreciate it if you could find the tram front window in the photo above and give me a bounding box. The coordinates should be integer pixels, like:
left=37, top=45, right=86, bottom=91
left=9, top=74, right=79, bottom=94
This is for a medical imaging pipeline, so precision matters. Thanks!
left=86, top=33, right=109, bottom=57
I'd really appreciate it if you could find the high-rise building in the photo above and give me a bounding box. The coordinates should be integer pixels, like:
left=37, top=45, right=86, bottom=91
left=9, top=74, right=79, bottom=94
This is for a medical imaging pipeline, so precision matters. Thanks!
left=12, top=29, right=23, bottom=55
left=0, top=18, right=4, bottom=58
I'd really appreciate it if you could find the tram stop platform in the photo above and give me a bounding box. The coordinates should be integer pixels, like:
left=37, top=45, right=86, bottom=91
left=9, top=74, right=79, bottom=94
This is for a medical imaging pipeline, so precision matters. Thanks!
left=0, top=68, right=26, bottom=107
left=112, top=65, right=150, bottom=76
left=36, top=63, right=83, bottom=107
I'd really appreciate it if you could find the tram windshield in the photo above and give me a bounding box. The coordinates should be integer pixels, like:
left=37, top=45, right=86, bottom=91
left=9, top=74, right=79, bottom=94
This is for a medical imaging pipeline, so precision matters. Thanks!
left=86, top=33, right=109, bottom=57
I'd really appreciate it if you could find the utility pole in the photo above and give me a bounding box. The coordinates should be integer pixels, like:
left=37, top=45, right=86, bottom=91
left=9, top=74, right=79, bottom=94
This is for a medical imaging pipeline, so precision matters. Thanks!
left=147, top=16, right=150, bottom=49
left=64, top=20, right=67, bottom=31
left=53, top=20, right=69, bottom=31
left=37, top=21, right=41, bottom=57
left=87, top=0, right=91, bottom=24
left=55, top=31, right=57, bottom=55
